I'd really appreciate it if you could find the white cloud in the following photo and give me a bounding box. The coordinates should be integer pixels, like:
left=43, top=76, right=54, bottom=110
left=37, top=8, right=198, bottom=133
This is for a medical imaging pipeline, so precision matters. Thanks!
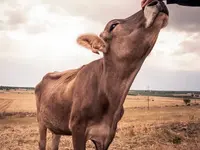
left=0, top=0, right=104, bottom=86
left=145, top=30, right=200, bottom=71
left=0, top=0, right=103, bottom=61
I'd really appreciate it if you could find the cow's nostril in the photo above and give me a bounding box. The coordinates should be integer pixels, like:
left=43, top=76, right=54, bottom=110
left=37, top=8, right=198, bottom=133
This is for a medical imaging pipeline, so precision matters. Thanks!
left=148, top=1, right=158, bottom=6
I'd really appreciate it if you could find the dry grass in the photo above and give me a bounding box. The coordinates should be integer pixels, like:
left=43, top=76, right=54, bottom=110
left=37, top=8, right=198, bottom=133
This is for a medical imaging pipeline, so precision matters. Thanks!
left=124, top=95, right=198, bottom=108
left=0, top=92, right=193, bottom=113
left=0, top=92, right=35, bottom=112
left=0, top=91, right=200, bottom=150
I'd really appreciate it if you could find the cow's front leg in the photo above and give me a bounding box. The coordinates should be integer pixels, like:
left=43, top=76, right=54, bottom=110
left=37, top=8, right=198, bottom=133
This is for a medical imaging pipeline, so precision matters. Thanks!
left=70, top=111, right=87, bottom=150
left=72, top=124, right=86, bottom=150
left=92, top=141, right=104, bottom=150
left=92, top=140, right=105, bottom=150
left=92, top=140, right=113, bottom=150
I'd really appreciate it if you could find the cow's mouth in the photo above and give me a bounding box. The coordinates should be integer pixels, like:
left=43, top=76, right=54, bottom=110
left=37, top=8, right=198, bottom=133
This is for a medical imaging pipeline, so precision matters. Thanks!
left=144, top=0, right=169, bottom=28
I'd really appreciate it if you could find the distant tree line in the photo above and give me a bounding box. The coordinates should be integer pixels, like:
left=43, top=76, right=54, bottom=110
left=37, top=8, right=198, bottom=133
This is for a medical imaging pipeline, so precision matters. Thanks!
left=0, top=86, right=200, bottom=99
left=128, top=90, right=200, bottom=99
left=0, top=86, right=35, bottom=91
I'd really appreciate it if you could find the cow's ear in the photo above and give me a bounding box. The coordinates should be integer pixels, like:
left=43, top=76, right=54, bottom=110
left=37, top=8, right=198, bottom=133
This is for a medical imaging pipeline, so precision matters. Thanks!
left=77, top=34, right=107, bottom=54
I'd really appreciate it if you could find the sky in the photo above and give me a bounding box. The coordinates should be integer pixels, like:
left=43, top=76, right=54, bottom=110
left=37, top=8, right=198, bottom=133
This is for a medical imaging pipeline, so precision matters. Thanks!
left=0, top=0, right=200, bottom=91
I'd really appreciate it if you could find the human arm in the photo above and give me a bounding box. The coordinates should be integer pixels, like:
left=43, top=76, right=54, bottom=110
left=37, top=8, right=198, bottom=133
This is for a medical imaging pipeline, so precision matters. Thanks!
left=141, top=0, right=200, bottom=8
left=167, top=0, right=200, bottom=6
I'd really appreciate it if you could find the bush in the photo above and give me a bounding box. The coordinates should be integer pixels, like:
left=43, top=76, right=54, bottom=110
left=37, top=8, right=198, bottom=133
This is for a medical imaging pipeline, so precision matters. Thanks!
left=183, top=98, right=191, bottom=106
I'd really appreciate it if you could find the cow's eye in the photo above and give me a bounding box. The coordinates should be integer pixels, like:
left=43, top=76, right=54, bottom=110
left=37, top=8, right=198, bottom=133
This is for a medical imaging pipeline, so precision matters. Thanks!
left=109, top=23, right=119, bottom=32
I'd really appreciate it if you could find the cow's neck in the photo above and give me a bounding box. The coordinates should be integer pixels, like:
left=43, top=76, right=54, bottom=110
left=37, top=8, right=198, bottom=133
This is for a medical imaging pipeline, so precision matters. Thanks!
left=101, top=53, right=147, bottom=124
left=102, top=56, right=143, bottom=103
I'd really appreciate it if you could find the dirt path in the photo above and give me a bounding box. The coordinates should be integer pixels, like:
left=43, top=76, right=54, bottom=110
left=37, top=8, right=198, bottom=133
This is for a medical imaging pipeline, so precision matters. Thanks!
left=0, top=99, right=14, bottom=112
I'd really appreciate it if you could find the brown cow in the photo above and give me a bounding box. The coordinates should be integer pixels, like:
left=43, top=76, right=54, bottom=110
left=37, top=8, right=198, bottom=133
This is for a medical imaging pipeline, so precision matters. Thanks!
left=35, top=1, right=169, bottom=150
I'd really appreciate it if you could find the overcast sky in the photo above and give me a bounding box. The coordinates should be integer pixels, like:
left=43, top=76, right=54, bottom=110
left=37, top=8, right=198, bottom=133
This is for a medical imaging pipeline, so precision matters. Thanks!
left=0, top=0, right=200, bottom=91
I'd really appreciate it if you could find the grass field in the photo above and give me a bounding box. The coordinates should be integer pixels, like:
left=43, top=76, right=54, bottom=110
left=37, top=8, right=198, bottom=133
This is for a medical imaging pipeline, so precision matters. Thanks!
left=0, top=91, right=200, bottom=150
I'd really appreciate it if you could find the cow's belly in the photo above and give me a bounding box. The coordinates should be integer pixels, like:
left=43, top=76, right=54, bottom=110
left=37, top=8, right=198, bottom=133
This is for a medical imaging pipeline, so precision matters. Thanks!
left=38, top=77, right=76, bottom=135
left=39, top=96, right=73, bottom=135
left=47, top=123, right=72, bottom=135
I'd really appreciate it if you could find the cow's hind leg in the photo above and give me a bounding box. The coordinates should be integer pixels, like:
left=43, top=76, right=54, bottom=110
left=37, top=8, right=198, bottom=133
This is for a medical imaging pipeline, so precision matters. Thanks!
left=52, top=133, right=61, bottom=150
left=38, top=123, right=47, bottom=150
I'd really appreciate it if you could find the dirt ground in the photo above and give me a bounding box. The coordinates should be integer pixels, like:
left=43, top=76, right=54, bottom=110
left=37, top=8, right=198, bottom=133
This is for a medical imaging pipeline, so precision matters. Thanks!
left=0, top=92, right=200, bottom=150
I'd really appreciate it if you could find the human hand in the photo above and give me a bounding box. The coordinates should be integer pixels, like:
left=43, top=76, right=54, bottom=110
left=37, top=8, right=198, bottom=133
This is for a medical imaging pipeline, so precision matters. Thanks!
left=141, top=0, right=153, bottom=8
left=141, top=0, right=165, bottom=8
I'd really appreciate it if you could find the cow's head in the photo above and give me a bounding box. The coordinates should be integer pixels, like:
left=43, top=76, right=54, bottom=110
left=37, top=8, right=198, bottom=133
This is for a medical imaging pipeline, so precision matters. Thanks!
left=77, top=0, right=168, bottom=63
